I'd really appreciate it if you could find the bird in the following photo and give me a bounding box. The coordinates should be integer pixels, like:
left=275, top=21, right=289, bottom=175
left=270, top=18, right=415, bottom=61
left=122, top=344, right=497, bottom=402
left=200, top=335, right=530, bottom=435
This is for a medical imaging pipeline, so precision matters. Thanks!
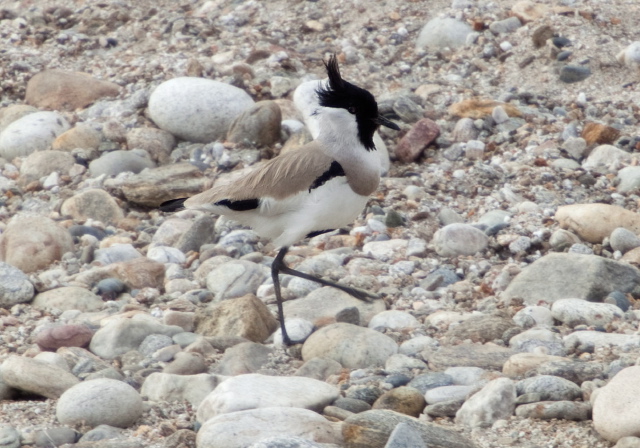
left=161, top=55, right=400, bottom=345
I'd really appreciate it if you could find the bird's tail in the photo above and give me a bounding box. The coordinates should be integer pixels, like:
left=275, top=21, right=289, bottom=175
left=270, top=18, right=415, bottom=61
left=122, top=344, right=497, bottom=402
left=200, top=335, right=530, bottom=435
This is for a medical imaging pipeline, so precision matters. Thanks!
left=160, top=198, right=187, bottom=212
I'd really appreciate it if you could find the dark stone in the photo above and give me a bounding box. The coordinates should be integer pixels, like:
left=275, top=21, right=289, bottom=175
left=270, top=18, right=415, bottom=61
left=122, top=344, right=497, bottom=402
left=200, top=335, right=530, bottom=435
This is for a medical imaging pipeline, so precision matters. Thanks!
left=559, top=66, right=591, bottom=84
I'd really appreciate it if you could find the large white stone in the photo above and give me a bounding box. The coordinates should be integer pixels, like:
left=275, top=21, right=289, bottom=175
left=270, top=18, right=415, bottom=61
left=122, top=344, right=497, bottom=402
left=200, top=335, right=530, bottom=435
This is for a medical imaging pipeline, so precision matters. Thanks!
left=148, top=77, right=254, bottom=143
left=196, top=373, right=339, bottom=423
left=594, top=366, right=640, bottom=442
left=551, top=298, right=623, bottom=327
left=0, top=111, right=70, bottom=160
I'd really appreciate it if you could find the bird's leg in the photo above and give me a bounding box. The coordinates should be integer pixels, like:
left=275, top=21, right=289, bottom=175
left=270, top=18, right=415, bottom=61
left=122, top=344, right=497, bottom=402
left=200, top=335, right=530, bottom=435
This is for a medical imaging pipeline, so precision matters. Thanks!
left=272, top=247, right=292, bottom=346
left=275, top=253, right=378, bottom=303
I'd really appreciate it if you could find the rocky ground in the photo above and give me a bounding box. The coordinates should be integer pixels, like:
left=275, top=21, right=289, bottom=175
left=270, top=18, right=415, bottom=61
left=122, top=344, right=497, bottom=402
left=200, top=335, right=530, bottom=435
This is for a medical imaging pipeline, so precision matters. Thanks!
left=2, top=0, right=640, bottom=447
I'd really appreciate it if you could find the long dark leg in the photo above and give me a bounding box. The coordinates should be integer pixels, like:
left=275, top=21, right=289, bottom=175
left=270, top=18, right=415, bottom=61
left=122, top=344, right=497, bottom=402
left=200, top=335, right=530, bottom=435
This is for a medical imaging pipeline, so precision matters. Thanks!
left=272, top=247, right=292, bottom=345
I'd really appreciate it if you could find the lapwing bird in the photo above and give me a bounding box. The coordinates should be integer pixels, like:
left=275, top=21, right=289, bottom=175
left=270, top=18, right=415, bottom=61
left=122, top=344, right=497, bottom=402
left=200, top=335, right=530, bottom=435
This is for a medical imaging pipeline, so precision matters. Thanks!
left=161, top=55, right=399, bottom=345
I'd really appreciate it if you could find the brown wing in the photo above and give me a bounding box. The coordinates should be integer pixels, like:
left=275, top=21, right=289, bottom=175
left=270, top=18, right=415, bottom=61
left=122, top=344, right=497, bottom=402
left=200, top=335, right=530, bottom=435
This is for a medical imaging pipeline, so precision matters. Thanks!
left=184, top=141, right=336, bottom=209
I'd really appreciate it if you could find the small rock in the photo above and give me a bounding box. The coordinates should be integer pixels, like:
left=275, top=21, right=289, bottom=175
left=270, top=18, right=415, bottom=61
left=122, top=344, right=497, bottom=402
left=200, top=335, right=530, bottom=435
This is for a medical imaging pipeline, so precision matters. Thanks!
left=205, top=260, right=267, bottom=301
left=516, top=375, right=582, bottom=401
left=372, top=387, right=426, bottom=418
left=515, top=401, right=591, bottom=420
left=78, top=424, right=124, bottom=442
left=362, top=239, right=408, bottom=262
left=195, top=294, right=277, bottom=343
left=551, top=298, right=623, bottom=327
left=33, top=428, right=77, bottom=448
left=617, top=42, right=640, bottom=70
left=512, top=1, right=549, bottom=23
left=56, top=379, right=143, bottom=428
left=19, top=150, right=75, bottom=183
left=35, top=324, right=93, bottom=351
left=26, top=70, right=120, bottom=111
left=549, top=229, right=581, bottom=251
left=532, top=24, right=554, bottom=48
left=294, top=357, right=343, bottom=381
left=148, top=77, right=254, bottom=143
left=368, top=310, right=419, bottom=331
left=52, top=123, right=102, bottom=152
left=227, top=100, right=282, bottom=147
left=451, top=117, right=479, bottom=142
left=429, top=344, right=515, bottom=371
left=449, top=98, right=521, bottom=119
left=384, top=422, right=426, bottom=448
left=0, top=263, right=34, bottom=308
left=407, top=373, right=454, bottom=395
left=610, top=228, right=640, bottom=253
left=582, top=122, right=621, bottom=146
left=273, top=318, right=314, bottom=346
left=455, top=378, right=516, bottom=428
left=0, top=214, right=74, bottom=274
left=513, top=306, right=554, bottom=328
left=416, top=18, right=472, bottom=50
left=0, top=104, right=38, bottom=132
left=215, top=342, right=273, bottom=376
left=61, top=189, right=124, bottom=225
left=583, top=145, right=631, bottom=171
left=559, top=66, right=591, bottom=83
left=33, top=286, right=103, bottom=312
left=425, top=385, right=477, bottom=404
left=89, top=150, right=155, bottom=178
left=432, top=223, right=488, bottom=257
left=489, top=17, right=522, bottom=34
left=617, top=166, right=640, bottom=194
left=163, top=352, right=207, bottom=375
left=302, top=323, right=398, bottom=369
left=0, top=111, right=70, bottom=160
left=94, top=244, right=142, bottom=265
left=126, top=127, right=176, bottom=165
left=503, top=353, right=567, bottom=378
left=446, top=315, right=516, bottom=343
left=394, top=118, right=439, bottom=162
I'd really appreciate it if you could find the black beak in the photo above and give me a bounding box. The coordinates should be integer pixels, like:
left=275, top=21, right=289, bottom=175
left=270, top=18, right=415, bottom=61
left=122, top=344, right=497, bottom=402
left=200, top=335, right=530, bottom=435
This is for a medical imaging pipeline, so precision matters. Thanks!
left=374, top=115, right=400, bottom=131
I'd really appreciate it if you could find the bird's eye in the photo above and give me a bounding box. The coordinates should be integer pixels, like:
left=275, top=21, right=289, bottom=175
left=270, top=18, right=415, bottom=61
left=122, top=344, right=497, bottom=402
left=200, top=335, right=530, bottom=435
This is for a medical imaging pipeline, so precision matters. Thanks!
left=347, top=106, right=356, bottom=114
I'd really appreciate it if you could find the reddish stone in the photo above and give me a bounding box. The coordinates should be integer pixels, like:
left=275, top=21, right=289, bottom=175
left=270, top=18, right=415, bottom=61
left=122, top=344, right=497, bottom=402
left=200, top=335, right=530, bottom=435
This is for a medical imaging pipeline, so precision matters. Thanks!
left=35, top=324, right=93, bottom=351
left=582, top=122, right=620, bottom=146
left=394, top=118, right=440, bottom=162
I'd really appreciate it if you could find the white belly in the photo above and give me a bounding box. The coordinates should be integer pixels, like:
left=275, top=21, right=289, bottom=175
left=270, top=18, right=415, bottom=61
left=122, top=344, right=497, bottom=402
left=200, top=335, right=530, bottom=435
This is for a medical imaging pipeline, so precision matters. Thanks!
left=227, top=177, right=369, bottom=247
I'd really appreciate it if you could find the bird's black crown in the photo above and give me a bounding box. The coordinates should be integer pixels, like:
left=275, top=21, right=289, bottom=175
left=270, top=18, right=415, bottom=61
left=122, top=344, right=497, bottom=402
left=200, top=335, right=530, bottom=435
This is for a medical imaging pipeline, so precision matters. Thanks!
left=316, top=55, right=380, bottom=151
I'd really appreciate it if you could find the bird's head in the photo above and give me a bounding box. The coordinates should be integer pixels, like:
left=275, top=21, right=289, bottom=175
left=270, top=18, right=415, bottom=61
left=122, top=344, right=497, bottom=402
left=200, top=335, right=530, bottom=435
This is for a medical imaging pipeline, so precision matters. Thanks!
left=316, top=55, right=399, bottom=151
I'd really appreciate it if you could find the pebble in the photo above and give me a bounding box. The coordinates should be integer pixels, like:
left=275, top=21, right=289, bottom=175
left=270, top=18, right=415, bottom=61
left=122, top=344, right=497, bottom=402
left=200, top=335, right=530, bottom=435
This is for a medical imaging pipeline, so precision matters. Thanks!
left=61, top=189, right=124, bottom=225
left=19, top=150, right=75, bottom=184
left=551, top=298, right=623, bottom=327
left=284, top=287, right=385, bottom=327
left=372, top=387, right=426, bottom=417
left=196, top=373, right=339, bottom=422
left=425, top=385, right=477, bottom=404
left=368, top=310, right=419, bottom=330
left=513, top=306, right=554, bottom=328
left=407, top=373, right=454, bottom=394
left=385, top=354, right=428, bottom=373
left=125, top=127, right=176, bottom=164
left=582, top=144, right=631, bottom=172
left=0, top=262, right=34, bottom=308
left=535, top=360, right=605, bottom=385
left=0, top=104, right=37, bottom=131
left=617, top=41, right=640, bottom=69
left=205, top=260, right=267, bottom=301
left=148, top=77, right=254, bottom=143
left=227, top=100, right=282, bottom=147
left=25, top=69, right=120, bottom=111
left=503, top=252, right=640, bottom=305
left=214, top=342, right=273, bottom=376
left=432, top=223, right=489, bottom=257
left=398, top=336, right=438, bottom=356
left=616, top=437, right=640, bottom=448
left=617, top=166, right=640, bottom=194
left=549, top=229, right=581, bottom=251
left=35, top=324, right=93, bottom=351
left=515, top=401, right=591, bottom=421
left=1, top=355, right=79, bottom=399
left=451, top=118, right=479, bottom=142
left=394, top=118, right=439, bottom=162
left=33, top=428, right=77, bottom=447
left=273, top=318, right=314, bottom=346
left=384, top=422, right=426, bottom=448
left=89, top=317, right=183, bottom=359
left=416, top=18, right=472, bottom=50
left=610, top=227, right=640, bottom=253
left=509, top=327, right=564, bottom=355
left=559, top=65, right=592, bottom=83
left=489, top=17, right=522, bottom=34
left=56, top=379, right=143, bottom=428
left=502, top=353, right=567, bottom=378
left=343, top=410, right=476, bottom=448
left=53, top=123, right=102, bottom=152
left=78, top=424, right=124, bottom=442
left=428, top=344, right=515, bottom=371
left=147, top=246, right=186, bottom=264
left=301, top=323, right=398, bottom=369
left=196, top=408, right=341, bottom=447
left=294, top=357, right=342, bottom=381
left=89, top=150, right=155, bottom=178
left=196, top=294, right=277, bottom=342
left=362, top=239, right=408, bottom=261
left=446, top=314, right=516, bottom=343
left=455, top=378, right=516, bottom=428
left=582, top=122, right=620, bottom=146
left=0, top=111, right=70, bottom=160
left=516, top=375, right=582, bottom=401
left=94, top=244, right=142, bottom=265
left=32, top=286, right=103, bottom=312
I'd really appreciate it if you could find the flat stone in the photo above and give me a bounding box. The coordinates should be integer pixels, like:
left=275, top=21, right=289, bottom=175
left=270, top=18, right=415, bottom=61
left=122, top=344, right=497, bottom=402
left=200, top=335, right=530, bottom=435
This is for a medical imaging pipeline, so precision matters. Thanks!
left=26, top=70, right=120, bottom=111
left=535, top=360, right=606, bottom=385
left=0, top=355, right=79, bottom=398
left=368, top=310, right=420, bottom=331
left=0, top=104, right=38, bottom=132
left=302, top=323, right=398, bottom=369
left=196, top=373, right=339, bottom=422
left=551, top=298, right=623, bottom=327
left=197, top=408, right=342, bottom=448
left=294, top=357, right=343, bottom=381
left=56, top=379, right=143, bottom=428
left=502, top=253, right=640, bottom=305
left=394, top=119, right=439, bottom=163
left=428, top=343, right=515, bottom=371
left=195, top=294, right=277, bottom=343
left=342, top=409, right=476, bottom=448
left=515, top=401, right=591, bottom=420
left=445, top=315, right=516, bottom=343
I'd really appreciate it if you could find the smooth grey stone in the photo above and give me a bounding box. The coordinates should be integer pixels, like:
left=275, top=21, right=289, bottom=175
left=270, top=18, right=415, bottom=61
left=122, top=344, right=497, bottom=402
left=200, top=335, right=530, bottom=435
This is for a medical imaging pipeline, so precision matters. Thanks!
left=214, top=342, right=273, bottom=376
left=516, top=375, right=582, bottom=401
left=432, top=223, right=488, bottom=257
left=617, top=166, right=640, bottom=194
left=489, top=17, right=522, bottom=34
left=610, top=227, right=640, bottom=254
left=559, top=65, right=591, bottom=83
left=138, top=334, right=174, bottom=356
left=345, top=385, right=384, bottom=405
left=175, top=215, right=216, bottom=253
left=437, top=207, right=464, bottom=226
left=334, top=397, right=371, bottom=413
left=551, top=299, right=623, bottom=327
left=424, top=399, right=465, bottom=417
left=34, top=427, right=77, bottom=447
left=515, top=401, right=591, bottom=420
left=407, top=373, right=454, bottom=394
left=79, top=424, right=124, bottom=442
left=455, top=378, right=516, bottom=428
left=605, top=291, right=631, bottom=312
left=502, top=253, right=640, bottom=305
left=89, top=150, right=155, bottom=177
left=227, top=100, right=281, bottom=147
left=0, top=426, right=20, bottom=448
left=416, top=18, right=472, bottom=50
left=535, top=360, right=606, bottom=384
left=445, top=314, right=516, bottom=343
